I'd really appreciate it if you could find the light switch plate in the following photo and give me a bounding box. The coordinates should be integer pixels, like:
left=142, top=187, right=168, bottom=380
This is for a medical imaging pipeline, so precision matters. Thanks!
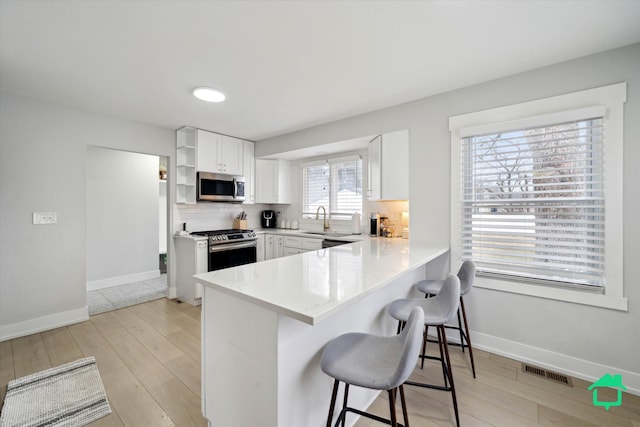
left=33, top=211, right=57, bottom=225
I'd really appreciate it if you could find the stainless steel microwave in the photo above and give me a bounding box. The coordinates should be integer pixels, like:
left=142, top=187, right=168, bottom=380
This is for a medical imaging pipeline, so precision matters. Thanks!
left=197, top=172, right=245, bottom=202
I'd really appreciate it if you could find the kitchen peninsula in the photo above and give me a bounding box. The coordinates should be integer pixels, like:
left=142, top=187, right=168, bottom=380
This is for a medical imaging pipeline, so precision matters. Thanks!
left=195, top=238, right=448, bottom=427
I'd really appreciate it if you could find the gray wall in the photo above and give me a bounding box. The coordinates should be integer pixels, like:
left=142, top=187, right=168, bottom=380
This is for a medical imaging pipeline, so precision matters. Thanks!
left=86, top=146, right=160, bottom=286
left=257, top=44, right=640, bottom=388
left=0, top=94, right=174, bottom=339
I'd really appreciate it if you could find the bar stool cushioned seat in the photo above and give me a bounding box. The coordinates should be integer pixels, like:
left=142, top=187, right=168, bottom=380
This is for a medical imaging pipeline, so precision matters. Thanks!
left=415, top=260, right=477, bottom=378
left=320, top=306, right=425, bottom=427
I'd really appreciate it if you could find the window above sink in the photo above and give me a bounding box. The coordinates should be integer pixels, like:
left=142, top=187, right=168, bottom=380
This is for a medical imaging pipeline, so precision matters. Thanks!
left=301, top=155, right=363, bottom=221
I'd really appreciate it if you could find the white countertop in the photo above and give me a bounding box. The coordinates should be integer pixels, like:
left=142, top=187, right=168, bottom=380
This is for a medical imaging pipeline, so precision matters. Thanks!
left=194, top=239, right=448, bottom=325
left=255, top=228, right=365, bottom=242
left=175, top=229, right=365, bottom=242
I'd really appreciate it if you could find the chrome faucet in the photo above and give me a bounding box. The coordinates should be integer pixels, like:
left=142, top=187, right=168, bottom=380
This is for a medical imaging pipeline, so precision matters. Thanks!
left=315, top=206, right=330, bottom=231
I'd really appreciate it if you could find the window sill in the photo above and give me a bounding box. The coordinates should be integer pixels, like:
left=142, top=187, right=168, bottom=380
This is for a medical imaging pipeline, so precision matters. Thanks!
left=475, top=276, right=628, bottom=311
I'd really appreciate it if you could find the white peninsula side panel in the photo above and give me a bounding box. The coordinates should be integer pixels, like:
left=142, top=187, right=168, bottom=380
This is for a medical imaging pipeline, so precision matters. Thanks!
left=198, top=239, right=449, bottom=427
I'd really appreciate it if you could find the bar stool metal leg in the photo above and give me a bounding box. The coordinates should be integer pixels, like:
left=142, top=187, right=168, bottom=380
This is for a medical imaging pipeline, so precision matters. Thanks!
left=399, top=385, right=409, bottom=427
left=341, top=384, right=349, bottom=427
left=440, top=326, right=460, bottom=427
left=326, top=379, right=339, bottom=427
left=388, top=389, right=398, bottom=427
left=460, top=296, right=476, bottom=378
left=403, top=324, right=460, bottom=427
left=325, top=381, right=412, bottom=427
left=456, top=308, right=465, bottom=353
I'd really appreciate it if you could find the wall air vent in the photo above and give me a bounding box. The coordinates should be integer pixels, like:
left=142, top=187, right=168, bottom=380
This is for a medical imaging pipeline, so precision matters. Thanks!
left=521, top=363, right=573, bottom=387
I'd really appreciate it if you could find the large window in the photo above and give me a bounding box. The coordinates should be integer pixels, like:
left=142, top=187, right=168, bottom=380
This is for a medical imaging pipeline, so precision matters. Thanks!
left=461, top=117, right=604, bottom=288
left=302, top=155, right=362, bottom=220
left=450, top=83, right=626, bottom=310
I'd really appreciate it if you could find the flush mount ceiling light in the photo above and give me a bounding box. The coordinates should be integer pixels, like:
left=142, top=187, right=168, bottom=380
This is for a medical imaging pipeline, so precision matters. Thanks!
left=192, top=87, right=226, bottom=103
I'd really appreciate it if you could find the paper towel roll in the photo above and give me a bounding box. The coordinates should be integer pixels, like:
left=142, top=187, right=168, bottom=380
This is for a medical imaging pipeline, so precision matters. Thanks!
left=351, top=213, right=361, bottom=234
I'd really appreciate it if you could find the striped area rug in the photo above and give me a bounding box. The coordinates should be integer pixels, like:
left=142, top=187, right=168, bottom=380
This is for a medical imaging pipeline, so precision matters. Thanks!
left=0, top=357, right=111, bottom=427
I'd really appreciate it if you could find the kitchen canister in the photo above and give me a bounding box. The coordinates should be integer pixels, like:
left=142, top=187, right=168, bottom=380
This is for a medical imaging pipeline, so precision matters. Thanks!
left=351, top=212, right=361, bottom=234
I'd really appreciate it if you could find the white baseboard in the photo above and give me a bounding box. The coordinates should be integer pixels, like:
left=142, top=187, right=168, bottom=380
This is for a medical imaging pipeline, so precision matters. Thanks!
left=87, top=270, right=160, bottom=291
left=0, top=306, right=89, bottom=342
left=469, top=331, right=640, bottom=396
left=167, top=286, right=177, bottom=299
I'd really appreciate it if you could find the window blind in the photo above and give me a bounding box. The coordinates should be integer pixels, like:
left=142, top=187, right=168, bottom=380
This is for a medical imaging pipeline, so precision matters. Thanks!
left=460, top=117, right=605, bottom=288
left=302, top=156, right=362, bottom=220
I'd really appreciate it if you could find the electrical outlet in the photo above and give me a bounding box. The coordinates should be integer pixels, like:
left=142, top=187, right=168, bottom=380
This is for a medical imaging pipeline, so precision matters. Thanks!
left=33, top=211, right=57, bottom=225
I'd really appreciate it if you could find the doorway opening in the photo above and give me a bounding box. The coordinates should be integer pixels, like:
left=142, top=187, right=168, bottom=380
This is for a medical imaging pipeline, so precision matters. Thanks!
left=85, top=146, right=170, bottom=315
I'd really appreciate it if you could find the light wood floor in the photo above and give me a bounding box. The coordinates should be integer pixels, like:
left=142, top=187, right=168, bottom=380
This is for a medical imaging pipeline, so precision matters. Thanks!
left=0, top=298, right=206, bottom=427
left=1, top=299, right=639, bottom=426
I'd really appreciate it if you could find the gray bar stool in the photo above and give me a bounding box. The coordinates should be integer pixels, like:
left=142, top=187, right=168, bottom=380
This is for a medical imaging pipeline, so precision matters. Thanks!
left=416, top=260, right=476, bottom=378
left=387, top=274, right=461, bottom=427
left=320, top=306, right=425, bottom=427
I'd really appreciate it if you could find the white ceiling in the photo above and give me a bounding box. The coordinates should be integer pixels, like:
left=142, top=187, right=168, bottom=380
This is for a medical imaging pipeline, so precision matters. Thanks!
left=1, top=1, right=639, bottom=142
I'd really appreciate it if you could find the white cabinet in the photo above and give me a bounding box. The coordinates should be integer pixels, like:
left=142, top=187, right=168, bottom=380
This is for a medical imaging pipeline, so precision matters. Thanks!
left=284, top=247, right=304, bottom=256
left=283, top=236, right=303, bottom=250
left=263, top=234, right=285, bottom=260
left=368, top=135, right=381, bottom=200
left=265, top=234, right=274, bottom=260
left=274, top=235, right=284, bottom=258
left=176, top=127, right=246, bottom=204
left=219, top=135, right=244, bottom=175
left=303, top=238, right=323, bottom=251
left=262, top=233, right=326, bottom=261
left=243, top=140, right=255, bottom=204
left=196, top=130, right=218, bottom=173
left=197, top=130, right=243, bottom=175
left=283, top=236, right=323, bottom=255
left=367, top=129, right=409, bottom=201
left=256, top=234, right=265, bottom=261
left=176, top=127, right=197, bottom=204
left=175, top=237, right=208, bottom=306
left=255, top=159, right=291, bottom=204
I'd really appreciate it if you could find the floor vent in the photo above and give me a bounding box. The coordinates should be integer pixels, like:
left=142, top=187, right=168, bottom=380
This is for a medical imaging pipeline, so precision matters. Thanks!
left=521, top=363, right=573, bottom=387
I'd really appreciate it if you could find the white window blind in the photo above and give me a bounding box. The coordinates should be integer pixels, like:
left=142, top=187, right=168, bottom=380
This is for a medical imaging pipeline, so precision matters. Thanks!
left=302, top=156, right=362, bottom=220
left=460, top=116, right=605, bottom=289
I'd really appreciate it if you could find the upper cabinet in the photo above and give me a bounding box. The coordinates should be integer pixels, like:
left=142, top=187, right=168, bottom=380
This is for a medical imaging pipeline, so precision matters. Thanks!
left=367, top=129, right=409, bottom=201
left=197, top=130, right=243, bottom=175
left=255, top=159, right=291, bottom=204
left=243, top=140, right=256, bottom=204
left=176, top=126, right=254, bottom=204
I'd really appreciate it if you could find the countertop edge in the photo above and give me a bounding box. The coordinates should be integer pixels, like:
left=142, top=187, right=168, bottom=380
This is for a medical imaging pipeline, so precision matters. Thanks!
left=195, top=246, right=449, bottom=326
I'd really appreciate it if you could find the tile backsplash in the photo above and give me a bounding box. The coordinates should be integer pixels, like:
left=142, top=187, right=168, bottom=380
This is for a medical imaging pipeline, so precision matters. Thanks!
left=175, top=200, right=409, bottom=235
left=174, top=203, right=270, bottom=232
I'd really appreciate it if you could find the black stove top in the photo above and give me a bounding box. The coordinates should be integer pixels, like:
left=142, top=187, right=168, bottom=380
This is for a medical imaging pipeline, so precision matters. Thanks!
left=191, top=229, right=257, bottom=245
left=192, top=229, right=253, bottom=235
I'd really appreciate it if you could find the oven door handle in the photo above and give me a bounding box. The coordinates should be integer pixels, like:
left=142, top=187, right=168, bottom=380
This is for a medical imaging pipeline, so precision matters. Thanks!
left=208, top=240, right=257, bottom=253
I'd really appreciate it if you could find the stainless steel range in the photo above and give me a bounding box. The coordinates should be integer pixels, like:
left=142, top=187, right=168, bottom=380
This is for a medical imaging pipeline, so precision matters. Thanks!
left=191, top=229, right=258, bottom=271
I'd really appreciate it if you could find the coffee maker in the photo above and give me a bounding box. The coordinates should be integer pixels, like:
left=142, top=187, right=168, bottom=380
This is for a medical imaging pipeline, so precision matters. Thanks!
left=261, top=210, right=277, bottom=228
left=370, top=213, right=380, bottom=236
